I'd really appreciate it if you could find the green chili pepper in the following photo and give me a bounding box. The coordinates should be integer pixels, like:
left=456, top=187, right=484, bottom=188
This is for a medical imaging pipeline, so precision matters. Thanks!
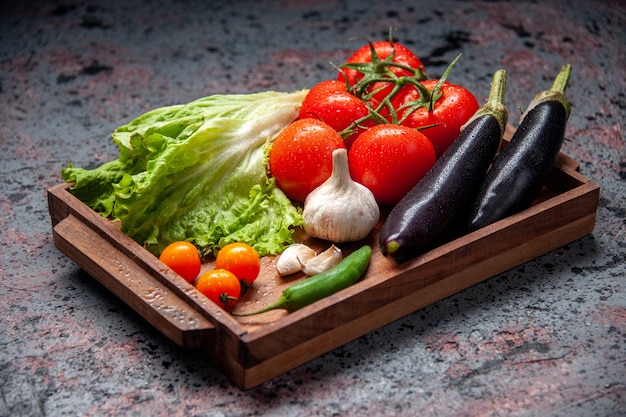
left=234, top=245, right=372, bottom=316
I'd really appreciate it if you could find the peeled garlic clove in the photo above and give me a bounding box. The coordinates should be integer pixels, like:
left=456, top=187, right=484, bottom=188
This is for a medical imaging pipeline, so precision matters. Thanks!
left=276, top=244, right=316, bottom=276
left=302, top=244, right=342, bottom=276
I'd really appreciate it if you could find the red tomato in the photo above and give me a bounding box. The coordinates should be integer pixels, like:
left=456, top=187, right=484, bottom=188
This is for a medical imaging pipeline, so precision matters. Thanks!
left=269, top=118, right=345, bottom=202
left=338, top=41, right=426, bottom=104
left=215, top=242, right=260, bottom=285
left=391, top=79, right=479, bottom=157
left=348, top=124, right=436, bottom=205
left=298, top=80, right=372, bottom=148
left=158, top=241, right=201, bottom=282
left=196, top=269, right=241, bottom=310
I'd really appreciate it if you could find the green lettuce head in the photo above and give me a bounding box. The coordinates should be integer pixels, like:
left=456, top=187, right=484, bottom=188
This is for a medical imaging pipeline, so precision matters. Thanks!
left=63, top=90, right=308, bottom=256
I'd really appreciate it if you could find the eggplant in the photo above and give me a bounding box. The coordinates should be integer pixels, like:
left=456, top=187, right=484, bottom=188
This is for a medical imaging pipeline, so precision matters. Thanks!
left=464, top=64, right=572, bottom=233
left=380, top=70, right=509, bottom=262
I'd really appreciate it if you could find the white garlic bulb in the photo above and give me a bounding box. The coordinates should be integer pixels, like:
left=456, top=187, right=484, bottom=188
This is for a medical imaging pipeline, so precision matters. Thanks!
left=303, top=148, right=380, bottom=242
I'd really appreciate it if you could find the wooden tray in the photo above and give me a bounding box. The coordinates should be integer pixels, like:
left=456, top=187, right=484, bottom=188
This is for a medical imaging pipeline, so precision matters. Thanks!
left=47, top=132, right=600, bottom=389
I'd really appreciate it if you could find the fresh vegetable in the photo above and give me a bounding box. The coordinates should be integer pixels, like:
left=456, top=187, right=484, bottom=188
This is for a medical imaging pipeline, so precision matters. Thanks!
left=276, top=244, right=343, bottom=276
left=158, top=241, right=202, bottom=282
left=276, top=243, right=317, bottom=276
left=196, top=269, right=241, bottom=310
left=215, top=242, right=261, bottom=286
left=390, top=79, right=479, bottom=157
left=303, top=149, right=380, bottom=242
left=348, top=124, right=437, bottom=205
left=464, top=64, right=572, bottom=233
left=301, top=244, right=342, bottom=276
left=380, top=70, right=509, bottom=262
left=269, top=118, right=346, bottom=203
left=298, top=80, right=373, bottom=147
left=338, top=41, right=427, bottom=104
left=234, top=245, right=372, bottom=316
left=62, top=90, right=308, bottom=257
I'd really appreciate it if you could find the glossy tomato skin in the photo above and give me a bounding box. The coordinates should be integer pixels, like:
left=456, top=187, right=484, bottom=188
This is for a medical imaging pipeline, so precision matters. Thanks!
left=392, top=79, right=479, bottom=157
left=348, top=124, right=437, bottom=205
left=215, top=242, right=261, bottom=285
left=158, top=241, right=201, bottom=282
left=338, top=41, right=426, bottom=104
left=298, top=80, right=372, bottom=147
left=269, top=118, right=345, bottom=202
left=196, top=269, right=241, bottom=310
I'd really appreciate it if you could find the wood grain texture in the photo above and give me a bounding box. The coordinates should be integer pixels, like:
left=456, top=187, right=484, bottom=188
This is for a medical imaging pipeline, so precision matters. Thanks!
left=53, top=215, right=215, bottom=349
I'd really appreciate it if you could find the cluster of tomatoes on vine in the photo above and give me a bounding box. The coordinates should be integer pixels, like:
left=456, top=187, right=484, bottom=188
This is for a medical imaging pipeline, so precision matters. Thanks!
left=269, top=40, right=479, bottom=206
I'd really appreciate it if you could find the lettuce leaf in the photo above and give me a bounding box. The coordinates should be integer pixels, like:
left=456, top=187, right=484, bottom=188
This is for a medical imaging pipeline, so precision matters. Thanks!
left=62, top=90, right=308, bottom=256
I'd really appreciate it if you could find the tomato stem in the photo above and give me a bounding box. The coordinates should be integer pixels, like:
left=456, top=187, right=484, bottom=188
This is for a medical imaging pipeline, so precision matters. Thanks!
left=335, top=36, right=470, bottom=141
left=219, top=292, right=238, bottom=307
left=342, top=51, right=465, bottom=131
left=338, top=39, right=427, bottom=100
left=426, top=53, right=462, bottom=112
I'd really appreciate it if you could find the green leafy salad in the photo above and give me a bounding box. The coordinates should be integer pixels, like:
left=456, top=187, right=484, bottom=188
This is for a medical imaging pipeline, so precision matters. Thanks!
left=62, top=90, right=308, bottom=257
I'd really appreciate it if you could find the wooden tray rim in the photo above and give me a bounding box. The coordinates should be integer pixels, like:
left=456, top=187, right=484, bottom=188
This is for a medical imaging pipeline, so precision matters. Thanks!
left=47, top=144, right=600, bottom=388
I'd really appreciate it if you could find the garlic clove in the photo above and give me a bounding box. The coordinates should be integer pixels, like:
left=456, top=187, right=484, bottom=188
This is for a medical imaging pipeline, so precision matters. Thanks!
left=302, top=244, right=342, bottom=276
left=276, top=243, right=316, bottom=276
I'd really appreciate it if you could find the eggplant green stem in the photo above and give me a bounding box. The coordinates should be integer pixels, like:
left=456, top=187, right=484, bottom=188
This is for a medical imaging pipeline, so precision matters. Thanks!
left=462, top=69, right=508, bottom=135
left=523, top=63, right=572, bottom=121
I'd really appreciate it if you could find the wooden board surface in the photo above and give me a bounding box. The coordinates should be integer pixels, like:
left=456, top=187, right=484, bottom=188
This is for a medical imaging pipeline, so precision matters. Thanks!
left=47, top=136, right=600, bottom=389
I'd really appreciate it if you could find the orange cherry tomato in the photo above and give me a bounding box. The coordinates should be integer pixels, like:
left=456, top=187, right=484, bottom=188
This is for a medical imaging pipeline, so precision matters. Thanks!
left=196, top=269, right=241, bottom=310
left=158, top=241, right=201, bottom=282
left=215, top=242, right=261, bottom=285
